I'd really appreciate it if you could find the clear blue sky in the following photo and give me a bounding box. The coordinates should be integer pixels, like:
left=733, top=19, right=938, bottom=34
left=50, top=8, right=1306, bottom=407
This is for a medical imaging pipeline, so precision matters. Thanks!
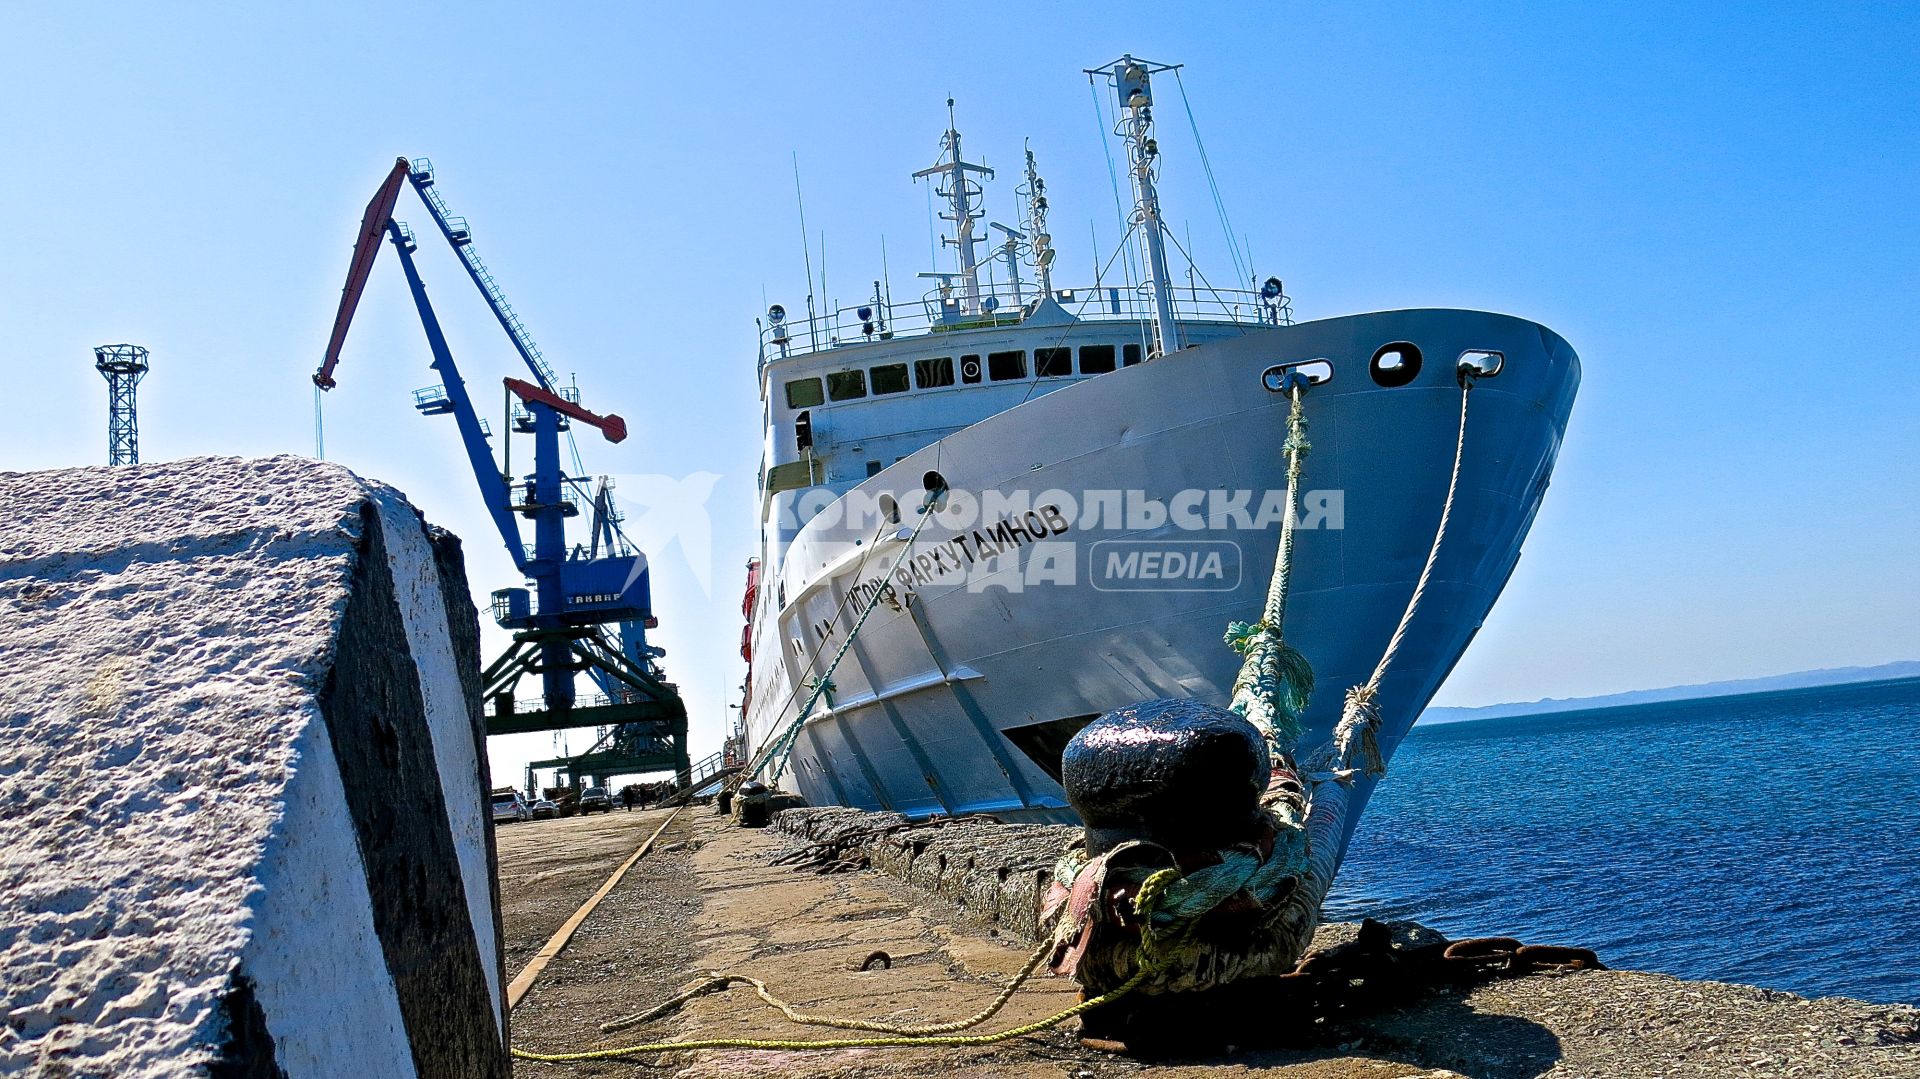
left=4, top=3, right=1915, bottom=783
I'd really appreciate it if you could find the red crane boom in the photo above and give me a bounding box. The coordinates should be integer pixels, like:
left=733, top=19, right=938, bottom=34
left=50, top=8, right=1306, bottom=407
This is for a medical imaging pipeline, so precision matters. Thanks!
left=313, top=157, right=409, bottom=389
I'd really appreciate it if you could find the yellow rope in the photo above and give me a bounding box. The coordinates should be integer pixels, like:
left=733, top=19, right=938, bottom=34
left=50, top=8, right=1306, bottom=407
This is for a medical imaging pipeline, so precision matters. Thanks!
left=510, top=869, right=1180, bottom=1063
left=600, top=937, right=1053, bottom=1036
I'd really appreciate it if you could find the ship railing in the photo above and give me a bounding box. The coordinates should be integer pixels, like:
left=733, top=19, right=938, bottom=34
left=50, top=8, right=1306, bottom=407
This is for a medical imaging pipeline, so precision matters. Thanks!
left=760, top=281, right=1293, bottom=358
left=678, top=749, right=729, bottom=787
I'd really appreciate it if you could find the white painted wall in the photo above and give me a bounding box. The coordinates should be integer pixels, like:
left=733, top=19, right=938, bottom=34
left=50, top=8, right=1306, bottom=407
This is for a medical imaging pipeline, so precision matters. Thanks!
left=243, top=715, right=419, bottom=1079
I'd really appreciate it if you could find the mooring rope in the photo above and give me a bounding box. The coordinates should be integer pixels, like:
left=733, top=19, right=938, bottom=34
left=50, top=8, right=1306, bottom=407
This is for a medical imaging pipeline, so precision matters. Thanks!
left=1321, top=372, right=1476, bottom=783
left=1045, top=378, right=1320, bottom=995
left=601, top=937, right=1055, bottom=1037
left=1222, top=377, right=1316, bottom=762
left=1287, top=371, right=1478, bottom=940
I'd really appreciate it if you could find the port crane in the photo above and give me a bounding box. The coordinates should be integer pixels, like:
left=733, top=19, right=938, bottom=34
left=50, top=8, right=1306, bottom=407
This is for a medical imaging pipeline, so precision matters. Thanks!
left=315, top=157, right=689, bottom=787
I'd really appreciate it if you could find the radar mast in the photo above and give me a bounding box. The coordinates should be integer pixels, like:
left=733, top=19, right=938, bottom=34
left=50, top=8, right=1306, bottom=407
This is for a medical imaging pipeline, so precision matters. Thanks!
left=913, top=99, right=994, bottom=316
left=1090, top=55, right=1184, bottom=357
left=1019, top=143, right=1055, bottom=298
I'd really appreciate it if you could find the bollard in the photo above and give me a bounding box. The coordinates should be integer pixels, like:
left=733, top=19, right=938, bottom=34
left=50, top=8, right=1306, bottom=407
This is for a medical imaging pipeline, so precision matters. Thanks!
left=1056, top=697, right=1282, bottom=1054
left=1062, top=697, right=1269, bottom=859
left=734, top=780, right=772, bottom=827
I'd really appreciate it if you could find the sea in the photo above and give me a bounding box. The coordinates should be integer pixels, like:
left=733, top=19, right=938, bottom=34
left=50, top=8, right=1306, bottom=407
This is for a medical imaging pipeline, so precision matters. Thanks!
left=1324, top=676, right=1920, bottom=1005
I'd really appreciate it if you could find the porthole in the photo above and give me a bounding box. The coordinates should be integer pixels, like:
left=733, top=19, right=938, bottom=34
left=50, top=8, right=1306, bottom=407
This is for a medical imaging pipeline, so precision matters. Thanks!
left=1369, top=342, right=1422, bottom=388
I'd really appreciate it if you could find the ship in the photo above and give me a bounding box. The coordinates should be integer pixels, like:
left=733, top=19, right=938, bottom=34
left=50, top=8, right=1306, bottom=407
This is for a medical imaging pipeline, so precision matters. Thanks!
left=732, top=56, right=1579, bottom=863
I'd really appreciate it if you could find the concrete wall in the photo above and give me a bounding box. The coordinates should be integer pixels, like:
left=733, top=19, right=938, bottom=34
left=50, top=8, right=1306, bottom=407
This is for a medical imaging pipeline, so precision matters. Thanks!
left=776, top=806, right=1078, bottom=942
left=0, top=457, right=507, bottom=1079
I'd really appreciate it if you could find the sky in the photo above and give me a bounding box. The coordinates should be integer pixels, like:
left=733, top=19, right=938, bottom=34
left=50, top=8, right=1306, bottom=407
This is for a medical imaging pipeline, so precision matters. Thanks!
left=4, top=3, right=1916, bottom=786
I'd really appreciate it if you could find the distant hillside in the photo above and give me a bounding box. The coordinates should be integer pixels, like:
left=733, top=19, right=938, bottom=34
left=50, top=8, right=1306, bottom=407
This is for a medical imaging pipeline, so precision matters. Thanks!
left=1420, top=661, right=1920, bottom=725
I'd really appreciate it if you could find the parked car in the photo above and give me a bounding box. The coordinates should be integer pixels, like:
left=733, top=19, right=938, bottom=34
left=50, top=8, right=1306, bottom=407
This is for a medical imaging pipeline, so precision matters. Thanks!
left=530, top=798, right=559, bottom=821
left=491, top=790, right=531, bottom=824
left=579, top=786, right=613, bottom=814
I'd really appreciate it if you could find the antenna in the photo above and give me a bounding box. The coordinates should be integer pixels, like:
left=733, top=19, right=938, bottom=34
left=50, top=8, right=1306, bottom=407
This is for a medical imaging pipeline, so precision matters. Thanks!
left=1019, top=142, right=1056, bottom=298
left=792, top=153, right=819, bottom=352
left=864, top=280, right=886, bottom=339
left=1087, top=55, right=1185, bottom=357
left=912, top=98, right=994, bottom=318
left=95, top=344, right=150, bottom=466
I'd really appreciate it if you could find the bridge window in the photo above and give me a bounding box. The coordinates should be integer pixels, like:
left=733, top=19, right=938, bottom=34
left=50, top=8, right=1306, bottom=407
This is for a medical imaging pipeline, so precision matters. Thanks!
left=1123, top=343, right=1144, bottom=367
left=1078, top=344, right=1116, bottom=374
left=914, top=356, right=954, bottom=388
left=827, top=370, right=867, bottom=401
left=960, top=354, right=983, bottom=384
left=1035, top=347, right=1073, bottom=377
left=785, top=377, right=824, bottom=408
left=871, top=363, right=910, bottom=395
left=988, top=350, right=1028, bottom=381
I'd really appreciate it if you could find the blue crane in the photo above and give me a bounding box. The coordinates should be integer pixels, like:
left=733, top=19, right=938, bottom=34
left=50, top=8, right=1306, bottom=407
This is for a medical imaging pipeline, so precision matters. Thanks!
left=314, top=157, right=689, bottom=787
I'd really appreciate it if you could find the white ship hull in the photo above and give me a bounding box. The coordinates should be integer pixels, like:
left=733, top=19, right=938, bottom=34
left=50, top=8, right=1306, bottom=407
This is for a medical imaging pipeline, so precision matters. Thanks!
left=744, top=308, right=1578, bottom=855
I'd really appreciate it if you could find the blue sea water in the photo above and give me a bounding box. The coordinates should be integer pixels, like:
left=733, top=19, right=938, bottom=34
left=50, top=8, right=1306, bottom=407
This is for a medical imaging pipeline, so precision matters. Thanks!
left=1324, top=677, right=1920, bottom=1004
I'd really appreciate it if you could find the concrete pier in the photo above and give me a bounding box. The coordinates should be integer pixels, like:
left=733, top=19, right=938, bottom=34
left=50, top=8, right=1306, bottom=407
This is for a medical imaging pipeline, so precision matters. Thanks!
left=0, top=457, right=508, bottom=1079
left=502, top=806, right=1920, bottom=1078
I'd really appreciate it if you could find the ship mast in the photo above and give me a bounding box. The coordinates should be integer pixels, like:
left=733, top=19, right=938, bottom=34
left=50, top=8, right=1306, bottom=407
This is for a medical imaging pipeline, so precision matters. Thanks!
left=913, top=99, right=994, bottom=316
left=1090, top=55, right=1184, bottom=357
left=1019, top=143, right=1055, bottom=298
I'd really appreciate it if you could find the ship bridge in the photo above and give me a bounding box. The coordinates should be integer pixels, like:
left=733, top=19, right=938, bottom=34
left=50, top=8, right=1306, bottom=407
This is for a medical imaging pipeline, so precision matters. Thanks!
left=757, top=284, right=1291, bottom=543
left=753, top=64, right=1293, bottom=549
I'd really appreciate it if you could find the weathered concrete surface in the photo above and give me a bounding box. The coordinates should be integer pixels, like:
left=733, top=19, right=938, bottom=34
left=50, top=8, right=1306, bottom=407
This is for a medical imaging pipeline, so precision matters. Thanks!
left=494, top=807, right=682, bottom=972
left=0, top=457, right=507, bottom=1079
left=504, top=806, right=1920, bottom=1078
left=778, top=806, right=1077, bottom=941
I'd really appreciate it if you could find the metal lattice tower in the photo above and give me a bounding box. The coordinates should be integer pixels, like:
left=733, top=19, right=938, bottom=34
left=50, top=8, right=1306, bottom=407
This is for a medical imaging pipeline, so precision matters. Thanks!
left=94, top=344, right=149, bottom=466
